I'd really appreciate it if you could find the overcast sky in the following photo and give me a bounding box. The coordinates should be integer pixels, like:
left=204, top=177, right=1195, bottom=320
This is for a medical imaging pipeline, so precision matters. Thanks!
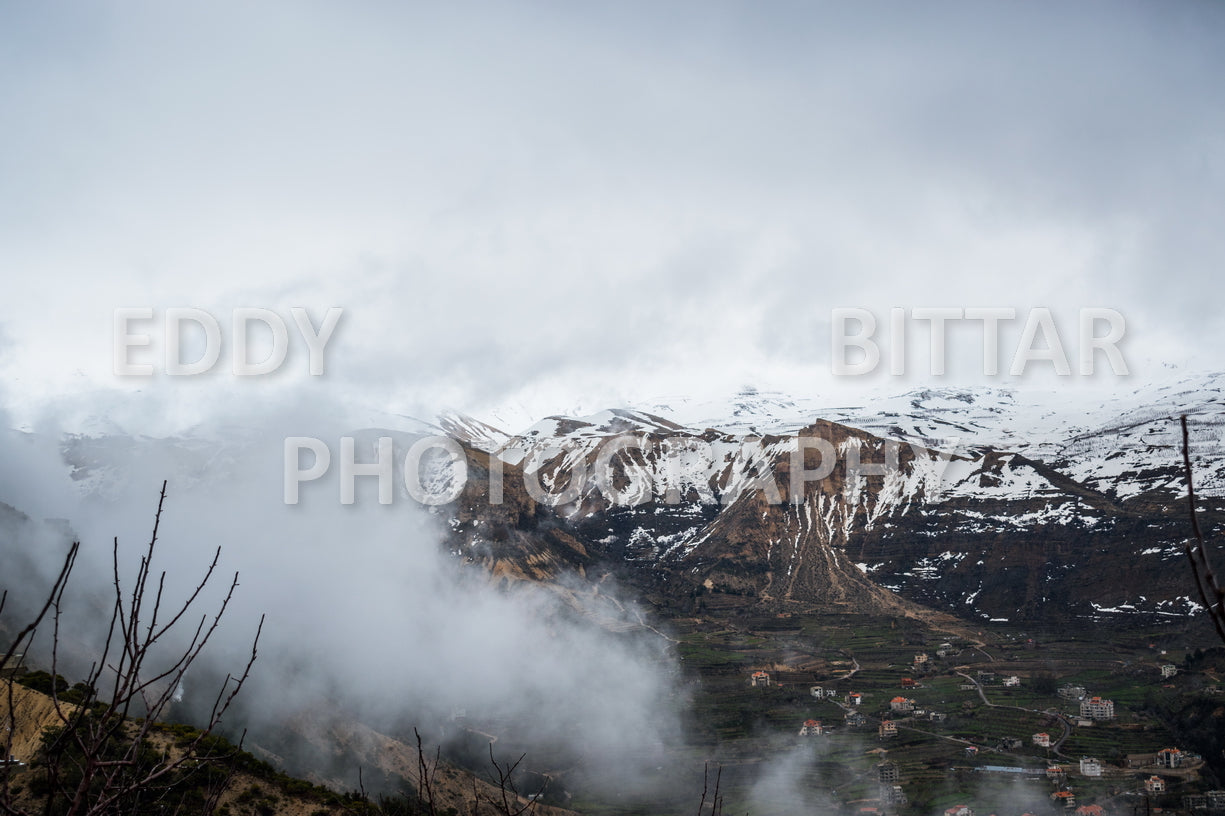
left=2, top=1, right=1223, bottom=434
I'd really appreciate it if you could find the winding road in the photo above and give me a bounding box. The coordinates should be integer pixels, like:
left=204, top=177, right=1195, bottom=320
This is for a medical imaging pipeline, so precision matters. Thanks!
left=954, top=670, right=1072, bottom=757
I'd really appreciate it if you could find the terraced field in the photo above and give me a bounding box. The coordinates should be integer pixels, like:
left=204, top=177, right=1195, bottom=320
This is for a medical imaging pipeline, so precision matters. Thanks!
left=584, top=613, right=1223, bottom=816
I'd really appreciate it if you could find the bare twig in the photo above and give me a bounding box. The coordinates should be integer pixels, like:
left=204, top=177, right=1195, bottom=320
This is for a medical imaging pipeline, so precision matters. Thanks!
left=1, top=481, right=263, bottom=816
left=413, top=728, right=437, bottom=816
left=696, top=760, right=708, bottom=816
left=696, top=762, right=723, bottom=816
left=1, top=540, right=78, bottom=808
left=1180, top=415, right=1225, bottom=644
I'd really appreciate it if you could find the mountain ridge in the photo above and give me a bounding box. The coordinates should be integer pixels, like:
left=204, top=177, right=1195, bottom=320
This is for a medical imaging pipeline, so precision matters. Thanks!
left=31, top=372, right=1225, bottom=626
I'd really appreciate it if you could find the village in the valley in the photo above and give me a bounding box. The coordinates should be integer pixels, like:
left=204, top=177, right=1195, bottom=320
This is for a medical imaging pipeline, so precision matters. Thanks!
left=734, top=632, right=1224, bottom=816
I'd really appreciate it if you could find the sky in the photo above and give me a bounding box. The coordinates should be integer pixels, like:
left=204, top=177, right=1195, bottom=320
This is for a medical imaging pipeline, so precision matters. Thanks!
left=1, top=0, right=1224, bottom=434
left=2, top=4, right=1223, bottom=801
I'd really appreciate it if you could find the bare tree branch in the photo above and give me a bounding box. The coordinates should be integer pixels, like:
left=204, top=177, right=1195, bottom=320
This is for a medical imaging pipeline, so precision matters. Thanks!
left=696, top=761, right=723, bottom=816
left=1, top=481, right=263, bottom=816
left=1181, top=415, right=1225, bottom=644
left=413, top=728, right=437, bottom=816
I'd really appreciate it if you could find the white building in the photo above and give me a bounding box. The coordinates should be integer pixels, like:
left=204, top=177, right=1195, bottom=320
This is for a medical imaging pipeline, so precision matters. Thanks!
left=1079, top=757, right=1102, bottom=777
left=1156, top=748, right=1184, bottom=769
left=1080, top=696, right=1115, bottom=720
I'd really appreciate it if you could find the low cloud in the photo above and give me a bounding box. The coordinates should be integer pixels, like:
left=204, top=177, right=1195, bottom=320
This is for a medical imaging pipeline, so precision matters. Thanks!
left=0, top=391, right=683, bottom=796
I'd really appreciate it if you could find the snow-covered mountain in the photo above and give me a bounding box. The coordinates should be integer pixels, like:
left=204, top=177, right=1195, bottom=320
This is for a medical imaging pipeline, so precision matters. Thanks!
left=445, top=372, right=1225, bottom=623
left=637, top=373, right=1225, bottom=498
left=20, top=372, right=1225, bottom=626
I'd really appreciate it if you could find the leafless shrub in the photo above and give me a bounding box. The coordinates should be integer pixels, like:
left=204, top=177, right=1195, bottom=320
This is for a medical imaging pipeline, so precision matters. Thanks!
left=0, top=481, right=262, bottom=816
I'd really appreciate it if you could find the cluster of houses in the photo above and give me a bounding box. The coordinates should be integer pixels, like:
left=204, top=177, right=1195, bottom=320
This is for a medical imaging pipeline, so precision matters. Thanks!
left=967, top=669, right=1022, bottom=687
left=1182, top=791, right=1225, bottom=811
left=753, top=665, right=1222, bottom=814
left=987, top=750, right=1209, bottom=810
left=1044, top=781, right=1225, bottom=813
left=798, top=709, right=879, bottom=736
left=795, top=675, right=953, bottom=742
left=808, top=684, right=872, bottom=710
left=1028, top=748, right=1198, bottom=773
left=908, top=643, right=963, bottom=665
left=1055, top=684, right=1118, bottom=721
left=887, top=693, right=947, bottom=722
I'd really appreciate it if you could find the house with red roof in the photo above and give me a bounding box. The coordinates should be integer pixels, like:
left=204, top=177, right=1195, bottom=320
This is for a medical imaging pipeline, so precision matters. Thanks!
left=800, top=718, right=825, bottom=736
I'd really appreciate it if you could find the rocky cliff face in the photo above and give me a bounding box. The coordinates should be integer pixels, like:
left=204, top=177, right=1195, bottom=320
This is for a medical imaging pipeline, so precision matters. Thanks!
left=441, top=411, right=950, bottom=620
left=436, top=374, right=1225, bottom=625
